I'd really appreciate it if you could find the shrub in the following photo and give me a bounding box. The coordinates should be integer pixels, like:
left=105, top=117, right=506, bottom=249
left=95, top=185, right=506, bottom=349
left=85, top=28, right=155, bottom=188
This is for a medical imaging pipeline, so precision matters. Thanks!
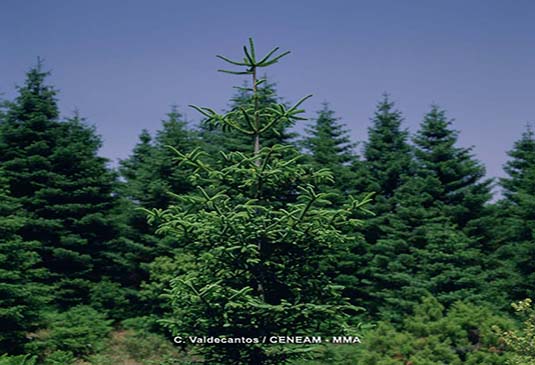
left=90, top=278, right=131, bottom=321
left=122, top=315, right=162, bottom=333
left=501, top=298, right=535, bottom=365
left=355, top=296, right=514, bottom=365
left=26, top=305, right=112, bottom=357
left=0, top=354, right=37, bottom=365
left=43, top=350, right=75, bottom=365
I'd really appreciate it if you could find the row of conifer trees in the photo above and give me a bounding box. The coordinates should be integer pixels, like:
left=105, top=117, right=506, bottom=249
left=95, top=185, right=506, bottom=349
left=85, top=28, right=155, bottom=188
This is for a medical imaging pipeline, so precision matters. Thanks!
left=1, top=52, right=534, bottom=362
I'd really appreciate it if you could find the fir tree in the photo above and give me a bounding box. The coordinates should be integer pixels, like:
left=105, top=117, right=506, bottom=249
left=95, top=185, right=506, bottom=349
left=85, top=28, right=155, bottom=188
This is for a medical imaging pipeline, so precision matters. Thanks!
left=412, top=106, right=492, bottom=234
left=150, top=106, right=197, bottom=209
left=115, top=129, right=157, bottom=296
left=119, top=129, right=156, bottom=207
left=501, top=125, right=535, bottom=198
left=361, top=95, right=412, bottom=202
left=149, top=38, right=372, bottom=365
left=118, top=108, right=198, bottom=313
left=369, top=175, right=486, bottom=319
left=492, top=126, right=535, bottom=300
left=351, top=96, right=413, bottom=314
left=366, top=106, right=491, bottom=318
left=119, top=107, right=197, bottom=214
left=301, top=103, right=370, bottom=306
left=359, top=95, right=413, bottom=245
left=0, top=65, right=125, bottom=307
left=303, top=103, right=357, bottom=197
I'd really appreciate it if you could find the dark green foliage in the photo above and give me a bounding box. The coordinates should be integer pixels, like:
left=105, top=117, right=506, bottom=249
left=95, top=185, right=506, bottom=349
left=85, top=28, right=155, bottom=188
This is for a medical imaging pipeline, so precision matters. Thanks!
left=301, top=104, right=371, bottom=306
left=412, top=106, right=492, bottom=234
left=119, top=129, right=156, bottom=207
left=0, top=172, right=48, bottom=354
left=492, top=126, right=535, bottom=300
left=144, top=107, right=197, bottom=209
left=361, top=95, right=412, bottom=203
left=0, top=65, right=126, bottom=307
left=118, top=108, right=199, bottom=314
left=369, top=177, right=487, bottom=319
left=118, top=108, right=197, bottom=242
left=365, top=106, right=492, bottom=319
left=501, top=126, right=535, bottom=198
left=354, top=95, right=413, bottom=315
left=26, top=306, right=112, bottom=357
left=358, top=95, right=413, bottom=262
left=116, top=129, right=158, bottom=289
left=303, top=103, right=357, bottom=197
left=149, top=38, right=371, bottom=365
left=293, top=297, right=514, bottom=365
left=139, top=251, right=196, bottom=316
left=90, top=278, right=131, bottom=320
left=0, top=354, right=37, bottom=365
left=304, top=103, right=355, bottom=165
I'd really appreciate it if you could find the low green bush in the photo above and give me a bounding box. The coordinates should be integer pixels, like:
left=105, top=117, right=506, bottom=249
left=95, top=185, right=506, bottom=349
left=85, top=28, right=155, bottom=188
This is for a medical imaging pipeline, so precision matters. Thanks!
left=43, top=350, right=75, bottom=365
left=121, top=315, right=162, bottom=333
left=0, top=354, right=37, bottom=365
left=293, top=296, right=516, bottom=365
left=26, top=305, right=112, bottom=357
left=90, top=278, right=131, bottom=321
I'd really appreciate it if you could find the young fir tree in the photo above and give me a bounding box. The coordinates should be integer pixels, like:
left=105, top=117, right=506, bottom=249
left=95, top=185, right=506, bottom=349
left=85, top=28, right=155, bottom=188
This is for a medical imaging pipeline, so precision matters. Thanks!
left=0, top=64, right=125, bottom=307
left=148, top=39, right=372, bottom=364
left=0, top=172, right=48, bottom=354
left=491, top=126, right=535, bottom=300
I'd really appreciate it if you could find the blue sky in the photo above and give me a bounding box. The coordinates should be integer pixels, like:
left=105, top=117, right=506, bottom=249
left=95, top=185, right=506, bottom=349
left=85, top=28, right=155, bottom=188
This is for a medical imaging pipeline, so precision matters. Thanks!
left=1, top=0, right=534, bottom=183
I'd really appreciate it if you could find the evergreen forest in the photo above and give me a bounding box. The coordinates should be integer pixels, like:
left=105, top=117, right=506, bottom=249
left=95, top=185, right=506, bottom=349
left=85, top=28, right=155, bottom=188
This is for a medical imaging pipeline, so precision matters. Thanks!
left=1, top=39, right=535, bottom=365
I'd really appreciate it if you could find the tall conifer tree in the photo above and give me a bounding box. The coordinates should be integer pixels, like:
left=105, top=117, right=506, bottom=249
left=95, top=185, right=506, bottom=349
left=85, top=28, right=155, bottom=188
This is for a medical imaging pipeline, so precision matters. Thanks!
left=0, top=65, right=124, bottom=306
left=368, top=106, right=490, bottom=319
left=118, top=108, right=199, bottom=313
left=302, top=103, right=369, bottom=305
left=359, top=95, right=413, bottom=245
